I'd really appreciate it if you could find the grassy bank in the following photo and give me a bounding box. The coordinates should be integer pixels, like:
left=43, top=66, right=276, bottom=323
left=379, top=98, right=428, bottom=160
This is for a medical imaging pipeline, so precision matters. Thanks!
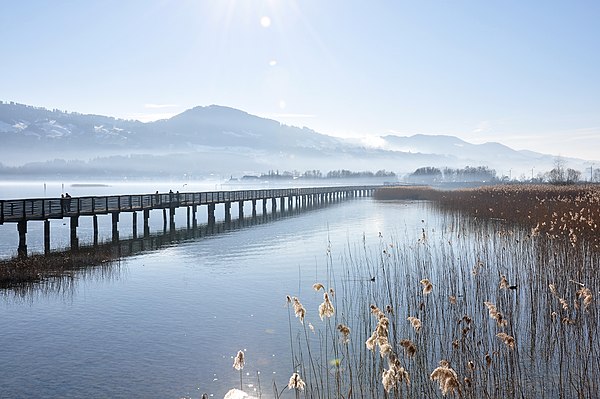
left=0, top=247, right=120, bottom=290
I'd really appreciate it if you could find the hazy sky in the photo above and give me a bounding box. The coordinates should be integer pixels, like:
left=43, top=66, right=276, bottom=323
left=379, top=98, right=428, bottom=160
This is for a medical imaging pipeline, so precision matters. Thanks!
left=1, top=1, right=599, bottom=160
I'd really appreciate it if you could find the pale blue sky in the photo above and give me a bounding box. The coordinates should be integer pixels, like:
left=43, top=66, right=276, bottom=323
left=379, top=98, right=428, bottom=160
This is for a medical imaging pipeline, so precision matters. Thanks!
left=1, top=1, right=599, bottom=160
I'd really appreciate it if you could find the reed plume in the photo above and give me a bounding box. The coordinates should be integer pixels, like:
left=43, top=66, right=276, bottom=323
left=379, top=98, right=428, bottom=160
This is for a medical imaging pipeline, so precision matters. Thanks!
left=370, top=304, right=386, bottom=319
left=400, top=339, right=417, bottom=357
left=233, top=350, right=245, bottom=390
left=313, top=282, right=324, bottom=291
left=287, top=372, right=306, bottom=391
left=430, top=360, right=460, bottom=396
left=484, top=301, right=508, bottom=327
left=485, top=353, right=492, bottom=367
left=366, top=330, right=377, bottom=351
left=576, top=287, right=593, bottom=309
left=420, top=278, right=433, bottom=295
left=499, top=275, right=509, bottom=290
left=318, top=292, right=335, bottom=320
left=467, top=361, right=475, bottom=372
left=292, top=297, right=306, bottom=324
left=559, top=298, right=569, bottom=311
left=233, top=350, right=245, bottom=371
left=337, top=323, right=350, bottom=344
left=407, top=316, right=422, bottom=332
left=382, top=353, right=410, bottom=392
left=496, top=332, right=516, bottom=350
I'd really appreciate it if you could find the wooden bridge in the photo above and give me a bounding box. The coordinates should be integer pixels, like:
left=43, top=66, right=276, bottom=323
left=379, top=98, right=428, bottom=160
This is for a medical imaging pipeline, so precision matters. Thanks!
left=0, top=185, right=380, bottom=257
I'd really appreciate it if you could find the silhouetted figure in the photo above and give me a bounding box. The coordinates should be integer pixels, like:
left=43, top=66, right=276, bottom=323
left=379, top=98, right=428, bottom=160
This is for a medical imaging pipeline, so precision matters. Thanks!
left=64, top=193, right=72, bottom=212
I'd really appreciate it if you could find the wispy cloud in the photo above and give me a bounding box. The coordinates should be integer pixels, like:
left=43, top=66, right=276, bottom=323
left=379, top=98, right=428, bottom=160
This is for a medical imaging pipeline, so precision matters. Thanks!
left=144, top=103, right=179, bottom=109
left=472, top=121, right=491, bottom=134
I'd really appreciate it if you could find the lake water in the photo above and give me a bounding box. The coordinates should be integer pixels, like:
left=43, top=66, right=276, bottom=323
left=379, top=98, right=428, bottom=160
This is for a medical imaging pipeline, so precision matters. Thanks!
left=0, top=181, right=430, bottom=398
left=3, top=182, right=597, bottom=398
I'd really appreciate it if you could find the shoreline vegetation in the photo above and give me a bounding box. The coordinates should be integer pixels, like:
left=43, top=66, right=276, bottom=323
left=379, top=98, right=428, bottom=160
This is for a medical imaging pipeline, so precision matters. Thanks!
left=0, top=247, right=121, bottom=291
left=261, top=183, right=598, bottom=398
left=374, top=184, right=600, bottom=251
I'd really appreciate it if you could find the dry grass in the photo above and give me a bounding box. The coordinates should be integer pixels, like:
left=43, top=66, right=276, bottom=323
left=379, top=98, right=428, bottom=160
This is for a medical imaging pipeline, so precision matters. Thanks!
left=0, top=247, right=119, bottom=289
left=375, top=184, right=600, bottom=250
left=274, top=184, right=600, bottom=398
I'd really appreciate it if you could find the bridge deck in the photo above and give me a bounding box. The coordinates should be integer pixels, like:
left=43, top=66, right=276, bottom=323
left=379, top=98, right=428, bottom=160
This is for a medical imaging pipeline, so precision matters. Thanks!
left=0, top=185, right=379, bottom=224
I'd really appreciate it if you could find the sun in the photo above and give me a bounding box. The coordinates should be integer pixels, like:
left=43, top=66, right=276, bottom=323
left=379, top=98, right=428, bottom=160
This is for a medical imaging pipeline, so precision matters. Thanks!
left=260, top=16, right=271, bottom=28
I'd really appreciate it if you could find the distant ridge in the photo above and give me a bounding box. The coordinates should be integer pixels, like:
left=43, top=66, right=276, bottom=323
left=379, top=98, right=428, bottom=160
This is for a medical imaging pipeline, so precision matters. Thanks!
left=0, top=101, right=592, bottom=178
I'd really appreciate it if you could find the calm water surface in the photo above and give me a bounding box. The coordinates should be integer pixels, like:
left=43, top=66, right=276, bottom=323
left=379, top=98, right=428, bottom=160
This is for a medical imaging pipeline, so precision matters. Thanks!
left=0, top=182, right=432, bottom=398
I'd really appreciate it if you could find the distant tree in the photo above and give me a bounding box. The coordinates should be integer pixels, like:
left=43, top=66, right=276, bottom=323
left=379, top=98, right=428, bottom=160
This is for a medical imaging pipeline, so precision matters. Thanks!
left=375, top=169, right=396, bottom=177
left=566, top=168, right=581, bottom=184
left=594, top=168, right=600, bottom=183
left=301, top=170, right=322, bottom=179
left=408, top=167, right=442, bottom=183
left=548, top=158, right=567, bottom=184
left=413, top=167, right=442, bottom=176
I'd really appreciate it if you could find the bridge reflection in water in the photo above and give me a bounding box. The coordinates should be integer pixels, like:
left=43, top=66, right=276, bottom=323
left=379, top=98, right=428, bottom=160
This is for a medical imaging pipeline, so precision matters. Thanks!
left=0, top=185, right=379, bottom=257
left=0, top=191, right=367, bottom=292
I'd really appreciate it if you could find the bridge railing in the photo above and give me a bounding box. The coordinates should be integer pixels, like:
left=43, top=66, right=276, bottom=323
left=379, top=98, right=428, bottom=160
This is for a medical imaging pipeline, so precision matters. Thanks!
left=1, top=186, right=380, bottom=224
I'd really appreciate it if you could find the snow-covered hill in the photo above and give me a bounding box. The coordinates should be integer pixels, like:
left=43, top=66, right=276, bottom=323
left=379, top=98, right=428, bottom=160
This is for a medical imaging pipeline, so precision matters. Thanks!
left=0, top=101, right=593, bottom=179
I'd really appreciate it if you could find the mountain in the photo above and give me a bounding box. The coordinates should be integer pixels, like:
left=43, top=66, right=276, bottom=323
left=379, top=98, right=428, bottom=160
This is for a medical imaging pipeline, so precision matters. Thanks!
left=382, top=134, right=557, bottom=170
left=0, top=101, right=592, bottom=179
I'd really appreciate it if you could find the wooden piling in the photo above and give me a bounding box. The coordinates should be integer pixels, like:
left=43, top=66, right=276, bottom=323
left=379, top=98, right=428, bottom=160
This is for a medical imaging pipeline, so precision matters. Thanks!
left=93, top=215, right=98, bottom=245
left=208, top=203, right=215, bottom=225
left=70, top=216, right=79, bottom=249
left=225, top=202, right=231, bottom=222
left=238, top=200, right=244, bottom=219
left=44, top=220, right=50, bottom=254
left=17, top=220, right=27, bottom=257
left=112, top=212, right=119, bottom=241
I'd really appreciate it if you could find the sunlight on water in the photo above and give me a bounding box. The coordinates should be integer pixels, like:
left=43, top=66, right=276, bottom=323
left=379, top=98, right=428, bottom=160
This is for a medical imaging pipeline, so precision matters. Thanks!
left=0, top=194, right=431, bottom=398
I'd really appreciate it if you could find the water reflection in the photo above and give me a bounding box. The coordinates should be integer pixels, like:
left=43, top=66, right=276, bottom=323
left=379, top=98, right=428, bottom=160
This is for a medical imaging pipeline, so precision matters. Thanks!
left=0, top=202, right=330, bottom=297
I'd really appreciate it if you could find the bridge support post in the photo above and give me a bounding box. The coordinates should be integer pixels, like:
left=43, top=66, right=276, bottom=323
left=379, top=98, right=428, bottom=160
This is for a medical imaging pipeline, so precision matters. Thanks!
left=192, top=206, right=197, bottom=228
left=280, top=197, right=285, bottom=211
left=187, top=207, right=191, bottom=229
left=93, top=215, right=99, bottom=245
left=262, top=199, right=267, bottom=215
left=169, top=208, right=176, bottom=230
left=112, top=212, right=119, bottom=241
left=70, top=216, right=79, bottom=249
left=252, top=200, right=257, bottom=217
left=238, top=201, right=244, bottom=219
left=44, top=220, right=51, bottom=254
left=225, top=202, right=231, bottom=223
left=208, top=204, right=215, bottom=225
left=17, top=220, right=27, bottom=257
left=288, top=196, right=293, bottom=209
left=271, top=198, right=277, bottom=213
left=162, top=209, right=167, bottom=230
left=132, top=212, right=137, bottom=238
left=143, top=209, right=150, bottom=237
